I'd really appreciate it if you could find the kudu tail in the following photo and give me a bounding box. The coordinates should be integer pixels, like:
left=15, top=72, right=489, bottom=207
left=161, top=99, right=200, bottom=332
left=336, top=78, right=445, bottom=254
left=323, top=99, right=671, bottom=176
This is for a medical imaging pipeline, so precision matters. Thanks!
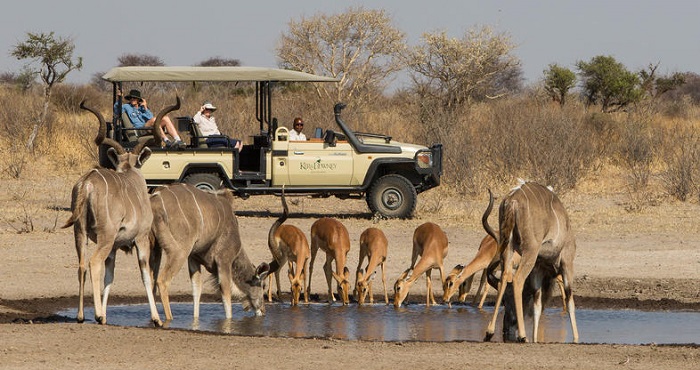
left=62, top=178, right=90, bottom=229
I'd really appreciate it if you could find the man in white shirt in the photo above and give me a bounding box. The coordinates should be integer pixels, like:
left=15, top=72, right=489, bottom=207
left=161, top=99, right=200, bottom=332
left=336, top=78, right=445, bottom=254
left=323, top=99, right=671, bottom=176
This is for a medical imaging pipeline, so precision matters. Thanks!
left=193, top=101, right=242, bottom=150
left=288, top=117, right=307, bottom=141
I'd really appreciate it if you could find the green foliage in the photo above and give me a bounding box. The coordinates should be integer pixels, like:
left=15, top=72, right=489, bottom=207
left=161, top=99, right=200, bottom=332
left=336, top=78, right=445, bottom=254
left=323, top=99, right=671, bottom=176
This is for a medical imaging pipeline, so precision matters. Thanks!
left=10, top=31, right=82, bottom=153
left=11, top=32, right=82, bottom=89
left=543, top=64, right=576, bottom=107
left=576, top=55, right=642, bottom=112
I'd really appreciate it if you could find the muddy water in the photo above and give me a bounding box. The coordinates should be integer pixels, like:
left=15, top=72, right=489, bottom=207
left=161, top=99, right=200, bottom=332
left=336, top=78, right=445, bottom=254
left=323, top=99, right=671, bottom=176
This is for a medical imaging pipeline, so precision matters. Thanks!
left=58, top=303, right=700, bottom=344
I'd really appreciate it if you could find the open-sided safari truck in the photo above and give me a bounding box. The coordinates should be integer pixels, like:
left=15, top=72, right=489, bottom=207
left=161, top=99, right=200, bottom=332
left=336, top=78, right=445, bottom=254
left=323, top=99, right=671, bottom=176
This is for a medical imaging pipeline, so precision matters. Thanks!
left=101, top=66, right=442, bottom=218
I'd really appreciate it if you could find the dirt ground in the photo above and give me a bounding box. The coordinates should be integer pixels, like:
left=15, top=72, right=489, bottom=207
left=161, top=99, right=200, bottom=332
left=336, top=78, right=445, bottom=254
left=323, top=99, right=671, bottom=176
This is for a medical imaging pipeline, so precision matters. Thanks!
left=1, top=172, right=699, bottom=369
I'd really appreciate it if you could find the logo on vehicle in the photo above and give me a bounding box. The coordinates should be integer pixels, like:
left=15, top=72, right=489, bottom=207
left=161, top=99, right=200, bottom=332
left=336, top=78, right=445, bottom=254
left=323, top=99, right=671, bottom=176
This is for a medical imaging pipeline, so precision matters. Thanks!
left=300, top=158, right=337, bottom=171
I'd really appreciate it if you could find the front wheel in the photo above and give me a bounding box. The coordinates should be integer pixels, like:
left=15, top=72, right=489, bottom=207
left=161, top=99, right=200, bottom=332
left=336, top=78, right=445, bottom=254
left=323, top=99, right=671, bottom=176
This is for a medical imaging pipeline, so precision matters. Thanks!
left=183, top=173, right=222, bottom=191
left=366, top=174, right=417, bottom=219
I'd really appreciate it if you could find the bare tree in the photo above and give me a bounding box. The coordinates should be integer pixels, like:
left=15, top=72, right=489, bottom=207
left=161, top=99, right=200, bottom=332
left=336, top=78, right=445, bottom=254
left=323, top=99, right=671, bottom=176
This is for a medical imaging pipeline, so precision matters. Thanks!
left=405, top=26, right=519, bottom=109
left=11, top=31, right=82, bottom=153
left=276, top=6, right=406, bottom=105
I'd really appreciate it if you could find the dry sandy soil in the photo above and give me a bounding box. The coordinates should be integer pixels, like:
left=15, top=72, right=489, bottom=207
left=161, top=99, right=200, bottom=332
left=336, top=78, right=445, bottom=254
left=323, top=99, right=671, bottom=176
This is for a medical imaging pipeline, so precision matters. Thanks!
left=1, top=168, right=699, bottom=369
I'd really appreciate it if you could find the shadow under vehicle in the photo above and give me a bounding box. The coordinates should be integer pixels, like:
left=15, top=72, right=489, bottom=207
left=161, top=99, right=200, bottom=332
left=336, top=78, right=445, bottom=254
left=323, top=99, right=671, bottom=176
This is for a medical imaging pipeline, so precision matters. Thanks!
left=101, top=66, right=442, bottom=219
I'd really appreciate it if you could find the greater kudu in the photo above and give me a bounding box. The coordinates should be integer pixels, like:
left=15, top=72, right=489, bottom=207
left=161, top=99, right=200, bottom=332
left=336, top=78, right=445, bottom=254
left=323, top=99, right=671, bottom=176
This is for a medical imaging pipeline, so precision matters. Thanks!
left=63, top=97, right=180, bottom=326
left=149, top=183, right=270, bottom=320
left=482, top=181, right=579, bottom=343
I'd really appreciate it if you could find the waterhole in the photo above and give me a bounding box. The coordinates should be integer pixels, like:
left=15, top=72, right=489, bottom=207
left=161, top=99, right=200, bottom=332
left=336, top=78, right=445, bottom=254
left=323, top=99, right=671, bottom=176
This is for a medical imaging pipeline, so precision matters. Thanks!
left=58, top=303, right=700, bottom=344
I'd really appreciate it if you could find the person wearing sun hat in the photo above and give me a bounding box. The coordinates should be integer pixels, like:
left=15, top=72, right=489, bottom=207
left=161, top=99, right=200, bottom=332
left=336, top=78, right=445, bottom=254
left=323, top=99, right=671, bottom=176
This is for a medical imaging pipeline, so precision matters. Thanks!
left=114, top=89, right=186, bottom=149
left=193, top=100, right=242, bottom=150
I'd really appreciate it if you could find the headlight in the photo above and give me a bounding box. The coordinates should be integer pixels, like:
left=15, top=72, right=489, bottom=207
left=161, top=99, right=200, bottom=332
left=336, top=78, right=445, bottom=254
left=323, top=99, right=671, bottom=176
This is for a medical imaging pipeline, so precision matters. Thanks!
left=416, top=151, right=433, bottom=168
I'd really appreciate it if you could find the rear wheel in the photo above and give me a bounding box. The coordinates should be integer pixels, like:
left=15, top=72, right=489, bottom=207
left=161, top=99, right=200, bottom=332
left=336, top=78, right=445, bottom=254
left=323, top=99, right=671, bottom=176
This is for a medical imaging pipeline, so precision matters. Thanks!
left=366, top=174, right=417, bottom=219
left=183, top=173, right=222, bottom=191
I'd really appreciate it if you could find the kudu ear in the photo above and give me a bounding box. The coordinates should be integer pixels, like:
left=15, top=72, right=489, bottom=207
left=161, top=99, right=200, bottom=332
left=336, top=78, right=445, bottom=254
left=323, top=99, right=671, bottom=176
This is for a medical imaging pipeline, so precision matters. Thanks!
left=254, top=262, right=271, bottom=283
left=106, top=147, right=119, bottom=168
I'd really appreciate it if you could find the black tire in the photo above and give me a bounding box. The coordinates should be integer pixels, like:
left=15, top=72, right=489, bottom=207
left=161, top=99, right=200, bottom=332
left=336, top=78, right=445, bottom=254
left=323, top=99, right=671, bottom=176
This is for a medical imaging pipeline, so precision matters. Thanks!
left=183, top=173, right=222, bottom=191
left=366, top=174, right=417, bottom=219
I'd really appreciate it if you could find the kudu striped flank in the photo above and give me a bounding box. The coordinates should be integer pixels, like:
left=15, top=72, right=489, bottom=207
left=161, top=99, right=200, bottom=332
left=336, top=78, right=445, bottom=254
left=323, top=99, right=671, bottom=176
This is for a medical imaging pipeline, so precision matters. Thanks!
left=62, top=97, right=180, bottom=326
left=482, top=181, right=579, bottom=343
left=149, top=184, right=270, bottom=320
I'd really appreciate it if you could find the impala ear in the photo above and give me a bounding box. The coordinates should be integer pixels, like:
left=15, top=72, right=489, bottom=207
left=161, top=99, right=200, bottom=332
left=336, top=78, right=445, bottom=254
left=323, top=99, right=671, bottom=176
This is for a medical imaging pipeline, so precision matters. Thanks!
left=369, top=271, right=377, bottom=281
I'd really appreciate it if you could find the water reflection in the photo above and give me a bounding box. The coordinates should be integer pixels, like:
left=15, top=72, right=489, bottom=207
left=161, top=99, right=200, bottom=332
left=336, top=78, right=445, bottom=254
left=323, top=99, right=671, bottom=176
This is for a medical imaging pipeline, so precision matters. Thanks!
left=57, top=303, right=700, bottom=345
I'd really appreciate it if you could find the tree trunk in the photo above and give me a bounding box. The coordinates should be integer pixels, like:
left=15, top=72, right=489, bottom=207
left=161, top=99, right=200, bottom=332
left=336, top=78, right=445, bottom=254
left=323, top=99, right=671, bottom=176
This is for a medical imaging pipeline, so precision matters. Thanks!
left=26, top=85, right=51, bottom=154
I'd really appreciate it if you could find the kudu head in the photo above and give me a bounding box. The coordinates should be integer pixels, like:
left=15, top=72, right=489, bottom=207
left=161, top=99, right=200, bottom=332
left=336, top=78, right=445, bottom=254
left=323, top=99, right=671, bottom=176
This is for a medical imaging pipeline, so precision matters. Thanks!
left=243, top=262, right=271, bottom=316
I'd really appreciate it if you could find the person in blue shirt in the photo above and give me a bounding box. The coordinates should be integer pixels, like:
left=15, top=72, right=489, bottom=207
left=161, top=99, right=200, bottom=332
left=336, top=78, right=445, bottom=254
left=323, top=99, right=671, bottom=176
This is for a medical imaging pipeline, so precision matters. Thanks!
left=115, top=89, right=185, bottom=148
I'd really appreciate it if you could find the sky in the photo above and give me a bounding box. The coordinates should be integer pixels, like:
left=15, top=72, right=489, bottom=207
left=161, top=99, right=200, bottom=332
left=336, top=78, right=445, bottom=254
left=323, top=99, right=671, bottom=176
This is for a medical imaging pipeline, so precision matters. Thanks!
left=1, top=0, right=699, bottom=89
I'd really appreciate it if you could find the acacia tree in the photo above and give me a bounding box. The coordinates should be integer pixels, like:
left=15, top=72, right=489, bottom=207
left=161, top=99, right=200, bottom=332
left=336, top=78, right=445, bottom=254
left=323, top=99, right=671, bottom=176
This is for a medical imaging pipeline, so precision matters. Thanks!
left=576, top=55, right=642, bottom=112
left=11, top=31, right=82, bottom=153
left=276, top=6, right=406, bottom=105
left=543, top=64, right=577, bottom=107
left=405, top=26, right=520, bottom=109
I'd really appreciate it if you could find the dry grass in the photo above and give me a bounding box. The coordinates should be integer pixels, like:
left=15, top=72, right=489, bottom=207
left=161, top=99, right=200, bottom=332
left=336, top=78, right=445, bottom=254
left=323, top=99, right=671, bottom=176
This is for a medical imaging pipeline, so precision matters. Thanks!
left=1, top=83, right=700, bottom=234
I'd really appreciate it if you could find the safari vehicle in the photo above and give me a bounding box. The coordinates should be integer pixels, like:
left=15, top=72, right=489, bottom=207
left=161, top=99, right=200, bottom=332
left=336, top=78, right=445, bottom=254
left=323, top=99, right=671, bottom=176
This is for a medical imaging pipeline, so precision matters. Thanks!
left=101, top=66, right=443, bottom=218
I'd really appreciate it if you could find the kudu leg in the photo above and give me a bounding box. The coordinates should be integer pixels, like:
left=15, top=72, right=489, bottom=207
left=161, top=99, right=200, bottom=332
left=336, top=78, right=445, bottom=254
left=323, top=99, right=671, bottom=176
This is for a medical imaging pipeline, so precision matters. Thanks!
left=88, top=240, right=114, bottom=325
left=134, top=238, right=162, bottom=327
left=74, top=229, right=87, bottom=323
left=189, top=260, right=203, bottom=318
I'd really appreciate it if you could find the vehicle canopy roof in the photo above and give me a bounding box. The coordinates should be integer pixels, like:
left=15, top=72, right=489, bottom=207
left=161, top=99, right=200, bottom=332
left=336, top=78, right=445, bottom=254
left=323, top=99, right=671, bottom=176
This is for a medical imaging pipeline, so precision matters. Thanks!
left=102, top=66, right=339, bottom=83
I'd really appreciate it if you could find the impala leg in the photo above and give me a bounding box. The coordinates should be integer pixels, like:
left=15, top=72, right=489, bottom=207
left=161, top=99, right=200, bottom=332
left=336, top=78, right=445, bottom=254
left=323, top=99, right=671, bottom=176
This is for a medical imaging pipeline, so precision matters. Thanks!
left=323, top=259, right=335, bottom=303
left=476, top=271, right=489, bottom=309
left=424, top=269, right=433, bottom=306
left=189, top=259, right=203, bottom=319
left=381, top=262, right=389, bottom=305
left=459, top=275, right=474, bottom=303
left=307, top=243, right=319, bottom=299
left=556, top=275, right=568, bottom=314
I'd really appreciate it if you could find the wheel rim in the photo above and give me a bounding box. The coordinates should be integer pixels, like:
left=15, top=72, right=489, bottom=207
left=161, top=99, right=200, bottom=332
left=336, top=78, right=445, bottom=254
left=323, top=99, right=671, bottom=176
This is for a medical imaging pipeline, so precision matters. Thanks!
left=381, top=188, right=404, bottom=211
left=195, top=182, right=217, bottom=191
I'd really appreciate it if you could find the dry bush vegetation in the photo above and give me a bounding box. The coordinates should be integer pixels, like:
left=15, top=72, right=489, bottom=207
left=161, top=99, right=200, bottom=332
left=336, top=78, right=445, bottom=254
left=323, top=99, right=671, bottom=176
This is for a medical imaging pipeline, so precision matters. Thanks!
left=1, top=82, right=700, bottom=234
